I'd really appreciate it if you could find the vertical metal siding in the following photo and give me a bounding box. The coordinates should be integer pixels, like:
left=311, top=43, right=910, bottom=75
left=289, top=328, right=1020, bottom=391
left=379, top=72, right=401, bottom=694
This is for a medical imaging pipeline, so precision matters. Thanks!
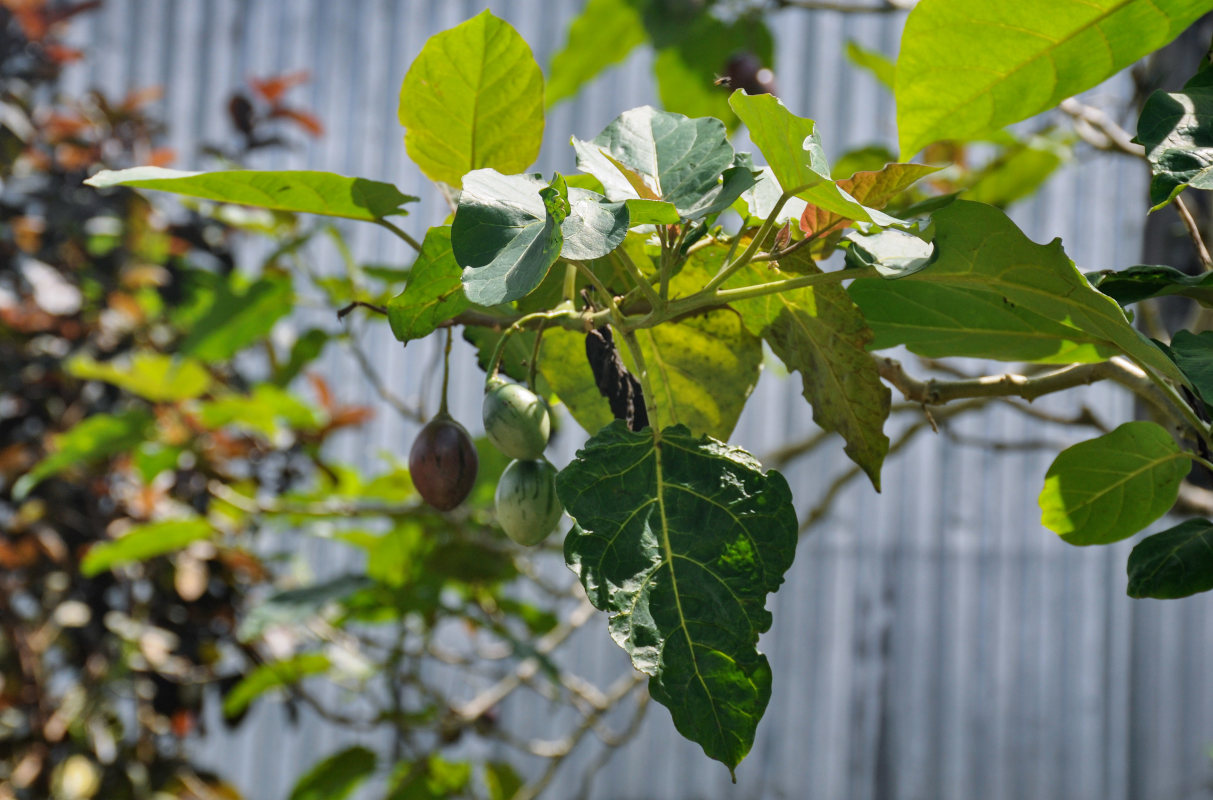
left=59, top=2, right=1213, bottom=798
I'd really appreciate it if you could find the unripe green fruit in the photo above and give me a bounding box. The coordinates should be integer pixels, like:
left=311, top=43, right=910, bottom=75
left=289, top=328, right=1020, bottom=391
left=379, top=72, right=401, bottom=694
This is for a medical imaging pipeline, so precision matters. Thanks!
left=494, top=458, right=562, bottom=546
left=482, top=377, right=550, bottom=460
left=408, top=414, right=478, bottom=511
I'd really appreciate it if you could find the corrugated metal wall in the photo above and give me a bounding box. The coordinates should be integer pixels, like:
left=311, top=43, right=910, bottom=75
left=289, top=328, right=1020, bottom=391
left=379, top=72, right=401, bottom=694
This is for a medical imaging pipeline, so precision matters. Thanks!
left=61, top=2, right=1213, bottom=798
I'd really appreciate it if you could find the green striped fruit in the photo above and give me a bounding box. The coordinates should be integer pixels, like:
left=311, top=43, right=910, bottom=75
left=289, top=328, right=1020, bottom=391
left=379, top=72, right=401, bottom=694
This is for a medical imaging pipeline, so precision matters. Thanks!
left=482, top=376, right=550, bottom=460
left=494, top=458, right=562, bottom=546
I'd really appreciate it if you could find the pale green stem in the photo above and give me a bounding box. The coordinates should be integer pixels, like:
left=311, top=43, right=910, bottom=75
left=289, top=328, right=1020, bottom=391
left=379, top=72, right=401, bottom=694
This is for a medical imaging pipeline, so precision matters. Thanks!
left=612, top=249, right=663, bottom=310
left=375, top=218, right=423, bottom=252
left=703, top=192, right=790, bottom=292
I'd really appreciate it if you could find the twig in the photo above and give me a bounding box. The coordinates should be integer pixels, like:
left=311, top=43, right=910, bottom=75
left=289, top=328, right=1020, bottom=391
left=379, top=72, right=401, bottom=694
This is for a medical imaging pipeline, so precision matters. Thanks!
left=772, top=0, right=909, bottom=11
left=1057, top=97, right=1144, bottom=157
left=342, top=322, right=424, bottom=422
left=576, top=689, right=652, bottom=797
left=336, top=300, right=387, bottom=319
left=1173, top=194, right=1213, bottom=272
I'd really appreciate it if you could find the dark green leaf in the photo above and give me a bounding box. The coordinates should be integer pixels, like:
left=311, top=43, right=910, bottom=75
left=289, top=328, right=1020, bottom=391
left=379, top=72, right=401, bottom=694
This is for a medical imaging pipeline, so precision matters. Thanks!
left=85, top=168, right=416, bottom=221
left=452, top=170, right=565, bottom=305
left=547, top=0, right=647, bottom=107
left=895, top=0, right=1211, bottom=157
left=1137, top=64, right=1213, bottom=209
left=179, top=274, right=293, bottom=362
left=1160, top=329, right=1213, bottom=406
left=398, top=10, right=544, bottom=186
left=222, top=652, right=331, bottom=717
left=727, top=252, right=891, bottom=489
left=80, top=518, right=212, bottom=576
left=288, top=746, right=377, bottom=800
left=388, top=226, right=470, bottom=343
left=1039, top=421, right=1189, bottom=546
left=572, top=106, right=752, bottom=221
left=1086, top=264, right=1213, bottom=307
left=558, top=422, right=798, bottom=774
left=1127, top=518, right=1213, bottom=598
left=14, top=409, right=154, bottom=499
left=274, top=329, right=330, bottom=386
left=848, top=201, right=1187, bottom=383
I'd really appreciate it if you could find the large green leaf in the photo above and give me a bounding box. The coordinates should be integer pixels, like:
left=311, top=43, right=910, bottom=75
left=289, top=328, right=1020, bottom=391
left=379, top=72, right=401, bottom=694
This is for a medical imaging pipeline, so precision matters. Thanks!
left=288, top=746, right=377, bottom=800
left=895, top=0, right=1212, bottom=157
left=1086, top=264, right=1213, bottom=307
left=546, top=0, right=647, bottom=107
left=1160, top=329, right=1213, bottom=406
left=1126, top=518, right=1213, bottom=599
left=178, top=273, right=293, bottom=362
left=85, top=168, right=416, bottom=221
left=729, top=91, right=893, bottom=223
left=848, top=201, right=1187, bottom=382
left=223, top=653, right=331, bottom=717
left=1039, top=421, right=1189, bottom=546
left=557, top=422, right=798, bottom=774
left=1136, top=64, right=1213, bottom=209
left=728, top=253, right=891, bottom=489
left=572, top=106, right=754, bottom=221
left=66, top=352, right=212, bottom=402
left=398, top=9, right=544, bottom=186
left=452, top=170, right=566, bottom=305
left=387, top=226, right=470, bottom=343
left=80, top=518, right=213, bottom=576
left=13, top=409, right=154, bottom=499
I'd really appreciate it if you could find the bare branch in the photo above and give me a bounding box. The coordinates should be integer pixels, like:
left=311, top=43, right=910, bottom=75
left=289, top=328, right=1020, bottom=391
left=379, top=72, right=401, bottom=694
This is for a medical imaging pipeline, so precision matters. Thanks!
left=1058, top=97, right=1144, bottom=157
left=1173, top=194, right=1213, bottom=272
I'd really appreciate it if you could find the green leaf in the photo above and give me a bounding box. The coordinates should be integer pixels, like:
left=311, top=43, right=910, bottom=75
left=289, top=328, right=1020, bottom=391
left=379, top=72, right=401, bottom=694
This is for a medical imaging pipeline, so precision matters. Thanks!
left=237, top=575, right=373, bottom=641
left=572, top=106, right=753, bottom=221
left=1137, top=64, right=1213, bottom=209
left=388, top=226, right=470, bottom=343
left=961, top=134, right=1068, bottom=208
left=1086, top=264, right=1213, bottom=307
left=399, top=9, right=544, bottom=186
left=483, top=761, right=524, bottom=800
left=85, top=168, right=416, bottom=221
left=1160, top=329, right=1213, bottom=406
left=845, top=41, right=894, bottom=90
left=222, top=652, right=331, bottom=718
left=558, top=423, right=798, bottom=774
left=274, top=329, right=330, bottom=386
left=67, top=352, right=212, bottom=402
left=14, top=409, right=154, bottom=499
left=452, top=170, right=565, bottom=305
left=178, top=274, right=293, bottom=363
left=546, top=0, right=647, bottom=107
left=196, top=385, right=323, bottom=438
left=288, top=745, right=376, bottom=800
left=800, top=161, right=939, bottom=238
left=1126, top=518, right=1213, bottom=599
left=650, top=12, right=774, bottom=130
left=1039, top=421, right=1189, bottom=546
left=386, top=755, right=472, bottom=800
left=847, top=201, right=1188, bottom=382
left=728, top=252, right=891, bottom=489
left=895, top=0, right=1212, bottom=157
left=81, top=518, right=212, bottom=576
left=845, top=229, right=936, bottom=278
left=562, top=188, right=630, bottom=261
left=729, top=91, right=895, bottom=223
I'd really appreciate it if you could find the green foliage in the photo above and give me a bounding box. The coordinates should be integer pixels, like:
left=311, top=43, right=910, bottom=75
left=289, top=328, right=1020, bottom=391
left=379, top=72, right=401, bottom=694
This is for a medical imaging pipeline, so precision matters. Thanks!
left=14, top=409, right=154, bottom=498
left=222, top=653, right=332, bottom=717
left=558, top=422, right=797, bottom=774
left=1136, top=63, right=1213, bottom=209
left=1127, top=519, right=1213, bottom=598
left=287, top=746, right=377, bottom=800
left=1039, top=422, right=1190, bottom=545
left=546, top=0, right=647, bottom=107
left=398, top=9, right=545, bottom=187
left=66, top=352, right=213, bottom=402
left=895, top=0, right=1211, bottom=157
left=387, top=226, right=470, bottom=342
left=1086, top=264, right=1213, bottom=307
left=80, top=518, right=213, bottom=576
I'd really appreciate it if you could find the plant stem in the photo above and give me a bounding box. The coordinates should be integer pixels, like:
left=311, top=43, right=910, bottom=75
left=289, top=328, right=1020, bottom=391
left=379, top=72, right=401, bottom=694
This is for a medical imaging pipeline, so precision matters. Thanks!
left=1172, top=194, right=1213, bottom=272
left=527, top=320, right=546, bottom=391
left=704, top=192, right=790, bottom=292
left=563, top=261, right=578, bottom=303
left=375, top=218, right=423, bottom=252
left=612, top=249, right=663, bottom=309
left=438, top=327, right=452, bottom=416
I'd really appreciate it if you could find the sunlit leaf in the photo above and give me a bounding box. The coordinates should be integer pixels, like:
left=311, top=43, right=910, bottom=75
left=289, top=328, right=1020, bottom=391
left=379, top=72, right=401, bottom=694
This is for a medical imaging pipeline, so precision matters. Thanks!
left=81, top=518, right=212, bottom=576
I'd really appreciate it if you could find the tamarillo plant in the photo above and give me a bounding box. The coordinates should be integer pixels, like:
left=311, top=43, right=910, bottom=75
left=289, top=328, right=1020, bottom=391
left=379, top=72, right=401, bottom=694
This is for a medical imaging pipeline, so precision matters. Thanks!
left=81, top=0, right=1213, bottom=778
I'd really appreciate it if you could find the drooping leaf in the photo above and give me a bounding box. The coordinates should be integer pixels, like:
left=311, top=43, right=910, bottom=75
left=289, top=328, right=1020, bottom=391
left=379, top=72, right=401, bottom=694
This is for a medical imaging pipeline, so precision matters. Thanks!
left=847, top=201, right=1188, bottom=383
left=845, top=229, right=936, bottom=278
left=845, top=41, right=894, bottom=90
left=178, top=273, right=293, bottom=362
left=895, top=0, right=1211, bottom=157
left=1039, top=421, right=1189, bottom=546
left=67, top=352, right=212, bottom=402
left=452, top=170, right=565, bottom=305
left=1137, top=64, right=1213, bottom=209
left=85, top=168, right=417, bottom=221
left=398, top=9, right=544, bottom=186
left=288, top=746, right=377, bottom=800
left=1159, top=329, right=1213, bottom=406
left=222, top=653, right=331, bottom=718
left=557, top=422, right=798, bottom=774
left=387, top=226, right=470, bottom=343
left=1126, top=518, right=1213, bottom=599
left=727, top=251, right=891, bottom=488
left=572, top=106, right=753, bottom=221
left=546, top=0, right=647, bottom=107
left=1086, top=264, right=1213, bottom=307
left=81, top=518, right=213, bottom=576
left=729, top=91, right=897, bottom=223
left=14, top=409, right=154, bottom=499
left=800, top=161, right=939, bottom=237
